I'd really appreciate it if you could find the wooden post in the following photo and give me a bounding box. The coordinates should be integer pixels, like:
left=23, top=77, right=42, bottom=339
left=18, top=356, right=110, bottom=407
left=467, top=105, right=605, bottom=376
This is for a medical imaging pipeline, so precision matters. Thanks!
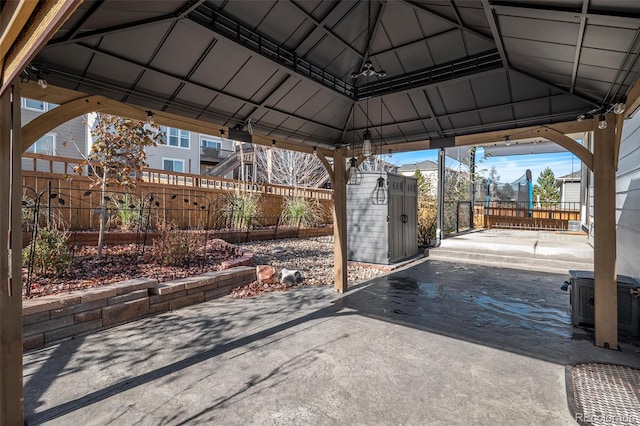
left=0, top=80, right=24, bottom=424
left=593, top=112, right=618, bottom=349
left=332, top=148, right=348, bottom=293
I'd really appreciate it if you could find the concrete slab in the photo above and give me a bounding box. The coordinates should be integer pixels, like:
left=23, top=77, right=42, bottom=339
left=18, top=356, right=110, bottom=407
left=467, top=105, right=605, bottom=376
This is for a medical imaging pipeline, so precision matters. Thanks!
left=24, top=259, right=639, bottom=425
left=439, top=229, right=593, bottom=264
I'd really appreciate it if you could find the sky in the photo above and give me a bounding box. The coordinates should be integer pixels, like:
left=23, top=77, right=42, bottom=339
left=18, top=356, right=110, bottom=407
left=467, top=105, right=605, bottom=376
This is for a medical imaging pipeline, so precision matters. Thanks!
left=388, top=148, right=581, bottom=184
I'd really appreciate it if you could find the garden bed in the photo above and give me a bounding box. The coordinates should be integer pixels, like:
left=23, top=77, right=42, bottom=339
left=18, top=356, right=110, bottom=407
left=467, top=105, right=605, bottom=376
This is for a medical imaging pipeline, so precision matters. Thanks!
left=22, top=238, right=248, bottom=299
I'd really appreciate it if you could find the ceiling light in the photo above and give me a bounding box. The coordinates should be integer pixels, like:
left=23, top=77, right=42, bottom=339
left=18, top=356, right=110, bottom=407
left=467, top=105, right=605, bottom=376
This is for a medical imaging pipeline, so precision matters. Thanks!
left=576, top=114, right=586, bottom=122
left=347, top=157, right=363, bottom=185
left=504, top=135, right=511, bottom=146
left=614, top=95, right=627, bottom=115
left=362, top=130, right=372, bottom=157
left=146, top=111, right=154, bottom=125
left=37, top=78, right=47, bottom=89
left=352, top=60, right=386, bottom=79
left=598, top=114, right=607, bottom=130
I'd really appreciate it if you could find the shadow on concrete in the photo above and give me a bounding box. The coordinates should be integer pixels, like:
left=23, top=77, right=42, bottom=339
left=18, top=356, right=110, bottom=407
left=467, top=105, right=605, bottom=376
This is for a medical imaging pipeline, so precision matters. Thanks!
left=24, top=260, right=640, bottom=424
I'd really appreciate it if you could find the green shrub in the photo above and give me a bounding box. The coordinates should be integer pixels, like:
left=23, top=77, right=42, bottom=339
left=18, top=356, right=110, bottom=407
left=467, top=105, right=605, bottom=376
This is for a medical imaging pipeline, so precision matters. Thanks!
left=223, top=191, right=261, bottom=229
left=23, top=228, right=72, bottom=277
left=108, top=192, right=141, bottom=231
left=280, top=196, right=324, bottom=227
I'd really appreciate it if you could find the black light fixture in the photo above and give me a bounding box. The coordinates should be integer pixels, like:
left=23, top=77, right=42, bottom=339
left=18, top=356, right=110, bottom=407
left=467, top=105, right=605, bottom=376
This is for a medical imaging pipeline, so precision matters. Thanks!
left=347, top=157, right=364, bottom=185
left=351, top=1, right=384, bottom=159
left=351, top=60, right=386, bottom=79
left=21, top=63, right=49, bottom=89
left=146, top=111, right=154, bottom=125
left=370, top=176, right=388, bottom=205
left=504, top=135, right=511, bottom=146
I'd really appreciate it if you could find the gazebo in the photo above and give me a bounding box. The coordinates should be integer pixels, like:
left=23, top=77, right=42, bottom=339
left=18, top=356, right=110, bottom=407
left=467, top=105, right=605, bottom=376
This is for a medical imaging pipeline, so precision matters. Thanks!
left=2, top=1, right=640, bottom=422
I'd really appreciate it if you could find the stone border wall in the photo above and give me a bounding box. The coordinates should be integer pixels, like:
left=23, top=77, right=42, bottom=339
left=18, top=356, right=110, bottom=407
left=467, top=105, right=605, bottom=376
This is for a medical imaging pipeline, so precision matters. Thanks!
left=22, top=240, right=256, bottom=352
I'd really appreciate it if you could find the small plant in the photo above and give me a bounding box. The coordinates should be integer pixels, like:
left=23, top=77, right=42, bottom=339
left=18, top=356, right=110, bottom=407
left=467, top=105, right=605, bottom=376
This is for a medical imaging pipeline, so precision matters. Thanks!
left=108, top=192, right=142, bottom=231
left=280, top=196, right=324, bottom=227
left=23, top=228, right=72, bottom=277
left=152, top=223, right=200, bottom=266
left=223, top=191, right=261, bottom=229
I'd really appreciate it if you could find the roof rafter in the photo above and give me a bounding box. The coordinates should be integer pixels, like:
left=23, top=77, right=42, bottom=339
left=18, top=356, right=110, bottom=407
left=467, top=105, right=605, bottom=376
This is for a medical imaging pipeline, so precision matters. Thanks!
left=287, top=0, right=363, bottom=59
left=48, top=0, right=206, bottom=46
left=71, top=42, right=343, bottom=134
left=569, top=0, right=590, bottom=94
left=401, top=0, right=494, bottom=43
left=187, top=5, right=354, bottom=99
left=490, top=1, right=640, bottom=28
left=350, top=92, right=578, bottom=133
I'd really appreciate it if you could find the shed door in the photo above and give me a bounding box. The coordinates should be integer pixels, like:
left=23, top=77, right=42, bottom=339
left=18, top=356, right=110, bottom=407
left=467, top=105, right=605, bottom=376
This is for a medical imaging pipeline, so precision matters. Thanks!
left=388, top=175, right=405, bottom=263
left=403, top=178, right=418, bottom=258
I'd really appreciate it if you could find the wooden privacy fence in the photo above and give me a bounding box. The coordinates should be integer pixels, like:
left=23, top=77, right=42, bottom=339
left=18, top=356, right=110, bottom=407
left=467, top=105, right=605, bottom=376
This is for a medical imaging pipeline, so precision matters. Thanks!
left=22, top=153, right=334, bottom=231
left=474, top=201, right=581, bottom=231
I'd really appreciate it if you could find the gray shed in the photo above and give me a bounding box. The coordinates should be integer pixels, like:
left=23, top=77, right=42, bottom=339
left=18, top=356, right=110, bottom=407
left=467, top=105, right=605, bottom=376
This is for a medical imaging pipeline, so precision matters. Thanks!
left=347, top=172, right=418, bottom=265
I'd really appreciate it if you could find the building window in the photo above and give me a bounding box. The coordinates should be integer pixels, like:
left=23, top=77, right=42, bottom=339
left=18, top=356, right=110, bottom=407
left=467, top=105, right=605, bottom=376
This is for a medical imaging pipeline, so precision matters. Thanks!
left=201, top=136, right=221, bottom=150
left=27, top=134, right=55, bottom=155
left=161, top=126, right=189, bottom=148
left=23, top=98, right=46, bottom=111
left=163, top=158, right=185, bottom=173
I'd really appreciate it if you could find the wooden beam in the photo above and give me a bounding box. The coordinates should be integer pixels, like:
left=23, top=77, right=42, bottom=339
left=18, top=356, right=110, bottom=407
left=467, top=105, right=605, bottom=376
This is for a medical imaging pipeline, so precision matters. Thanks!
left=0, top=0, right=38, bottom=61
left=22, top=95, right=109, bottom=151
left=316, top=150, right=334, bottom=182
left=454, top=120, right=593, bottom=146
left=1, top=0, right=82, bottom=95
left=333, top=148, right=348, bottom=293
left=592, top=112, right=618, bottom=349
left=20, top=82, right=339, bottom=158
left=535, top=126, right=593, bottom=171
left=0, top=80, right=24, bottom=425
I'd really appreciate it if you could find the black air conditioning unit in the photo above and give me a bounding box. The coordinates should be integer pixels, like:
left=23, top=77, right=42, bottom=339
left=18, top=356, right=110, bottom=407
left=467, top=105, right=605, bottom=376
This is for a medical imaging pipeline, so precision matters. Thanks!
left=563, top=270, right=640, bottom=337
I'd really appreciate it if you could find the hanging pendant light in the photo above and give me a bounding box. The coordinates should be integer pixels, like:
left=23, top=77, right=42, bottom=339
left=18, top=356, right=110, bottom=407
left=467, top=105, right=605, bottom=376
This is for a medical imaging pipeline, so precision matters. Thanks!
left=370, top=176, right=388, bottom=205
left=362, top=130, right=372, bottom=157
left=347, top=157, right=364, bottom=185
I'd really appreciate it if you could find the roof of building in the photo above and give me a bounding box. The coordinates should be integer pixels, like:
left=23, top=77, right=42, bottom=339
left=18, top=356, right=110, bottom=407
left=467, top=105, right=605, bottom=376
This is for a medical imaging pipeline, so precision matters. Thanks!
left=556, top=170, right=582, bottom=184
left=398, top=160, right=438, bottom=172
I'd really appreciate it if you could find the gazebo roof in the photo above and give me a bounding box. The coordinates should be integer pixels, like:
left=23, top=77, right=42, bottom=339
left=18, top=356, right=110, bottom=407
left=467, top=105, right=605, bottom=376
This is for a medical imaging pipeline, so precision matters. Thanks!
left=29, top=0, right=640, bottom=152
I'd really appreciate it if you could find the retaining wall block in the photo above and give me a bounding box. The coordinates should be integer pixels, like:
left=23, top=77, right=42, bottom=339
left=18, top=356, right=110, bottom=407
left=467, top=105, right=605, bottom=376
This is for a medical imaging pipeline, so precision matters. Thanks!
left=44, top=319, right=103, bottom=344
left=23, top=334, right=44, bottom=352
left=169, top=293, right=205, bottom=310
left=102, top=298, right=149, bottom=327
left=112, top=277, right=158, bottom=295
left=108, top=289, right=149, bottom=305
left=50, top=299, right=107, bottom=319
left=23, top=294, right=82, bottom=316
left=24, top=315, right=74, bottom=337
left=75, top=308, right=102, bottom=323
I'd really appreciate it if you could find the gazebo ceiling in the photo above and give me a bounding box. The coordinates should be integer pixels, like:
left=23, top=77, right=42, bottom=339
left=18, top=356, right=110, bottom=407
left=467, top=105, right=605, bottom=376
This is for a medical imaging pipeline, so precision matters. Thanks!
left=32, top=0, right=640, bottom=150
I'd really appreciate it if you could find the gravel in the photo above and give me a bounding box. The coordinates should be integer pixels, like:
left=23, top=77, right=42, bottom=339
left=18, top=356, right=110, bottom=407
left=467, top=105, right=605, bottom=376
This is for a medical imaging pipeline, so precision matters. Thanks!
left=239, top=236, right=387, bottom=287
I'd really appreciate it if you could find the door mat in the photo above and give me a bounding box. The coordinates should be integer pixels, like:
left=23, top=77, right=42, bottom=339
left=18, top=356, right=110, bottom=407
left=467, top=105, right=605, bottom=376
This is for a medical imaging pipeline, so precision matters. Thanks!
left=567, top=363, right=640, bottom=425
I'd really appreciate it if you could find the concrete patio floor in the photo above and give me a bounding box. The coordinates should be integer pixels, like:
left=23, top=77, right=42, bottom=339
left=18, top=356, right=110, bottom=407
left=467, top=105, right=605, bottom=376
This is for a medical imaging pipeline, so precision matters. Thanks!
left=24, top=259, right=640, bottom=425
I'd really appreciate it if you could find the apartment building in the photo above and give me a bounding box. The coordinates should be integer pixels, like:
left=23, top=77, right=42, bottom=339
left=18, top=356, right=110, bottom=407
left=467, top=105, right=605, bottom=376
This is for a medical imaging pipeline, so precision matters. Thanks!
left=21, top=103, right=237, bottom=178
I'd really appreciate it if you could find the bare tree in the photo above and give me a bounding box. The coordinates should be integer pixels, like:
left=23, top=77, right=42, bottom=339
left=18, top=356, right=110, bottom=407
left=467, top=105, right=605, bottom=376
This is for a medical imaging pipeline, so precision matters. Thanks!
left=73, top=114, right=163, bottom=258
left=254, top=145, right=328, bottom=188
